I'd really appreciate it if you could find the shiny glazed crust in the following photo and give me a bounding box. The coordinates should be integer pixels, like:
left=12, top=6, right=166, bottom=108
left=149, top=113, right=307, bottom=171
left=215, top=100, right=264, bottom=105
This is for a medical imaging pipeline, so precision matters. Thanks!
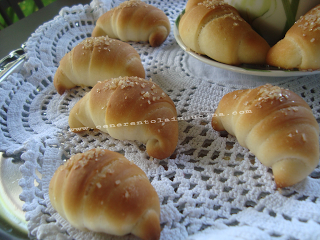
left=49, top=148, right=161, bottom=240
left=68, top=76, right=179, bottom=160
left=92, top=0, right=170, bottom=47
left=211, top=84, right=319, bottom=188
left=53, top=36, right=145, bottom=94
left=266, top=5, right=320, bottom=70
left=179, top=0, right=270, bottom=65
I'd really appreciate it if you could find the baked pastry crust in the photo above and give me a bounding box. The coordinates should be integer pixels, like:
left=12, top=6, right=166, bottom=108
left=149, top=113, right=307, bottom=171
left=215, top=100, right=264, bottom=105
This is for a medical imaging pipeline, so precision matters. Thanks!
left=54, top=36, right=145, bottom=94
left=69, top=76, right=179, bottom=160
left=92, top=0, right=170, bottom=47
left=266, top=5, right=320, bottom=70
left=179, top=0, right=270, bottom=65
left=49, top=148, right=161, bottom=240
left=212, top=84, right=319, bottom=188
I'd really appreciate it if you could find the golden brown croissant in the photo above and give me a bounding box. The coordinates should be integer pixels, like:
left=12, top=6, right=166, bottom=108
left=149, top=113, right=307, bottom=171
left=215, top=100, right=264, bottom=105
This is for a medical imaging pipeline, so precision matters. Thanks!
left=68, top=76, right=178, bottom=160
left=179, top=0, right=270, bottom=65
left=53, top=36, right=145, bottom=94
left=211, top=84, right=319, bottom=188
left=185, top=0, right=206, bottom=11
left=91, top=0, right=170, bottom=47
left=49, top=148, right=161, bottom=240
left=266, top=5, right=320, bottom=70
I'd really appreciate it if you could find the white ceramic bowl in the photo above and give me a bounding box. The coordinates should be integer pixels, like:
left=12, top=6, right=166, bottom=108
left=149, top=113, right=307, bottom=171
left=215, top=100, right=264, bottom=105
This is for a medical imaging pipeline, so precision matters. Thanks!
left=225, top=0, right=320, bottom=45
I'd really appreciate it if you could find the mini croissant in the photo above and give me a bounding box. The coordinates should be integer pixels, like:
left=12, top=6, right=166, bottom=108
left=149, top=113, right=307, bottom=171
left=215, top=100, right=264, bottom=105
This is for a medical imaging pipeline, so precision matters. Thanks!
left=179, top=0, right=270, bottom=65
left=49, top=148, right=161, bottom=240
left=212, top=84, right=319, bottom=188
left=92, top=0, right=170, bottom=47
left=53, top=36, right=145, bottom=94
left=266, top=5, right=320, bottom=70
left=68, top=76, right=179, bottom=160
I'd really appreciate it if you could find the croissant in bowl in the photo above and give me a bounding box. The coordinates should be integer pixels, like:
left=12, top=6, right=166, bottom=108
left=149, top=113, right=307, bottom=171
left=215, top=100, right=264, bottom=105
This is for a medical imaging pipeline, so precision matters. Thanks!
left=179, top=0, right=270, bottom=65
left=266, top=4, right=320, bottom=70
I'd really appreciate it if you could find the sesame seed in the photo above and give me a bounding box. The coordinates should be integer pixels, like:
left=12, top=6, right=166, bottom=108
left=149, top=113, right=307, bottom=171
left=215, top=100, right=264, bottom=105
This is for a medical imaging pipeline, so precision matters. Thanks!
left=199, top=0, right=228, bottom=10
left=125, top=191, right=130, bottom=198
left=98, top=76, right=167, bottom=104
left=143, top=92, right=151, bottom=98
left=116, top=0, right=141, bottom=9
left=80, top=36, right=113, bottom=50
left=302, top=133, right=307, bottom=142
left=297, top=5, right=320, bottom=33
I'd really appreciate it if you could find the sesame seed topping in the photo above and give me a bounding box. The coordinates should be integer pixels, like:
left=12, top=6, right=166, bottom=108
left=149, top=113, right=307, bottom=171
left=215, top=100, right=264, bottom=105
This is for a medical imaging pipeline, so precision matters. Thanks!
left=199, top=0, right=228, bottom=9
left=302, top=133, right=307, bottom=142
left=116, top=0, right=142, bottom=9
left=143, top=92, right=150, bottom=98
left=257, top=84, right=290, bottom=101
left=80, top=36, right=114, bottom=50
left=297, top=5, right=320, bottom=34
left=198, top=0, right=244, bottom=22
left=99, top=76, right=168, bottom=104
left=125, top=191, right=130, bottom=198
left=288, top=106, right=299, bottom=112
left=67, top=148, right=106, bottom=170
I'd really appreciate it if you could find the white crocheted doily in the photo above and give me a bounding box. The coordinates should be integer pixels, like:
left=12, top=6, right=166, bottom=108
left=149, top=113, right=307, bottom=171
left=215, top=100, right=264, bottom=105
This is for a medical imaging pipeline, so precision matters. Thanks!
left=1, top=0, right=320, bottom=239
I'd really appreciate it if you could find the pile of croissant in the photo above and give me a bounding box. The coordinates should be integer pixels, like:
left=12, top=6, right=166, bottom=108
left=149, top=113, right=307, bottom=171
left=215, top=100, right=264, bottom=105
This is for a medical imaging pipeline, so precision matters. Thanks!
left=49, top=0, right=319, bottom=239
left=51, top=1, right=174, bottom=239
left=179, top=0, right=320, bottom=70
